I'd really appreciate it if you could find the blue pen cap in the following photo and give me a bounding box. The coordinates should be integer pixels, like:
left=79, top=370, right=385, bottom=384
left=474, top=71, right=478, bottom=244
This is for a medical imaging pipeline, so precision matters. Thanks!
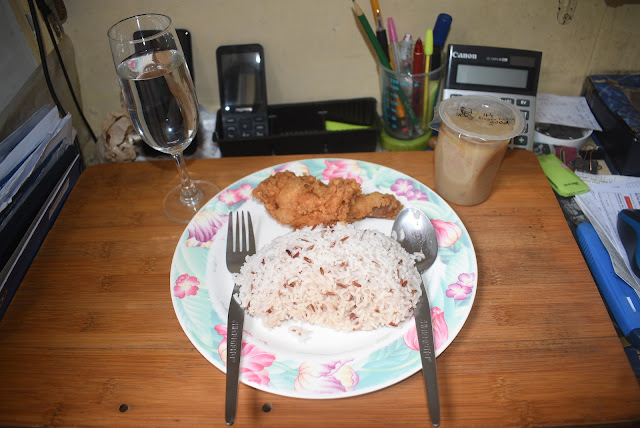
left=433, top=13, right=452, bottom=47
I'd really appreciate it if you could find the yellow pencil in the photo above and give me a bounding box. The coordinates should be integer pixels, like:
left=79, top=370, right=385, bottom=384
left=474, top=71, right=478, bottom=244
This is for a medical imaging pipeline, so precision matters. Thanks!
left=370, top=0, right=382, bottom=26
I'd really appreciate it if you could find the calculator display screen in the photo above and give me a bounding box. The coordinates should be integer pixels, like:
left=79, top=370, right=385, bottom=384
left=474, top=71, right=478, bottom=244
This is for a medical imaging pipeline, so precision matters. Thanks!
left=456, top=64, right=528, bottom=89
left=444, top=45, right=542, bottom=97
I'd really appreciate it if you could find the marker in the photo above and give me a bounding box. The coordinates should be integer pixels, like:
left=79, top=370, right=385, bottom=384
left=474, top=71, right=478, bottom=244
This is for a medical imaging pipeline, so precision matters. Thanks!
left=422, top=30, right=434, bottom=124
left=412, top=38, right=425, bottom=74
left=387, top=17, right=401, bottom=70
left=411, top=38, right=425, bottom=117
left=431, top=13, right=452, bottom=71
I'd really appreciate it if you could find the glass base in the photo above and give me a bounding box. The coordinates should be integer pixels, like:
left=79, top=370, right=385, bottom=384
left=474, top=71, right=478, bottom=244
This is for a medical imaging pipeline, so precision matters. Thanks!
left=380, top=127, right=431, bottom=151
left=163, top=180, right=219, bottom=223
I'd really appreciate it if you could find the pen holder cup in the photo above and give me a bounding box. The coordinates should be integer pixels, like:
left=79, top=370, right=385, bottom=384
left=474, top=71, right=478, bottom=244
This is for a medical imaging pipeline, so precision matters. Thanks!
left=378, top=62, right=445, bottom=150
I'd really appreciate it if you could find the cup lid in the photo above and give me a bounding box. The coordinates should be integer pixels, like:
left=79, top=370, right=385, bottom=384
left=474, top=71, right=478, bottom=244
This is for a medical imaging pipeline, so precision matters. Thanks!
left=437, top=95, right=525, bottom=141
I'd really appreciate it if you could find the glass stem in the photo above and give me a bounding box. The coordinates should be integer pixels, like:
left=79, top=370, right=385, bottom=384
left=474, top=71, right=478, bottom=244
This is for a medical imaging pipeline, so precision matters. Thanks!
left=172, top=152, right=202, bottom=207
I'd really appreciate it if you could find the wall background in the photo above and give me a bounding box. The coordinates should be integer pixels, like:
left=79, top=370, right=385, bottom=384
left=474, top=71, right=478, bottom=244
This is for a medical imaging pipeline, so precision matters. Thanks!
left=8, top=0, right=640, bottom=163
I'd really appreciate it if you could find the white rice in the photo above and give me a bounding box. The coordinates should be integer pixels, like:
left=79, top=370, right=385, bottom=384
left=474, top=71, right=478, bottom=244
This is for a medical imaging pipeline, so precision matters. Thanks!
left=234, top=224, right=423, bottom=331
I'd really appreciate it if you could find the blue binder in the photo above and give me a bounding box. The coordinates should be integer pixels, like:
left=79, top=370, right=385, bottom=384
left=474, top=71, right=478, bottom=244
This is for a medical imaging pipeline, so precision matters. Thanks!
left=576, top=222, right=640, bottom=349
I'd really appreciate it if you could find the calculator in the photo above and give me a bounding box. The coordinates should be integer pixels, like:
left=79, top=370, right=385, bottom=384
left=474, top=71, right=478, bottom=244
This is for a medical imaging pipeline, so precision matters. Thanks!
left=442, top=44, right=542, bottom=150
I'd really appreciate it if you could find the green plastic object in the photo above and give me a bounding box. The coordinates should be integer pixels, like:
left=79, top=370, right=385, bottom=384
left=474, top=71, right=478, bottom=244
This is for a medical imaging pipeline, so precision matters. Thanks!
left=325, top=121, right=370, bottom=132
left=537, top=154, right=589, bottom=197
left=380, top=128, right=431, bottom=151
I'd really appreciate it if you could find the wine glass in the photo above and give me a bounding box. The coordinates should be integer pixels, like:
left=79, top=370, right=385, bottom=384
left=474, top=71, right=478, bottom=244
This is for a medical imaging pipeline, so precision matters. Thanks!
left=108, top=14, right=219, bottom=223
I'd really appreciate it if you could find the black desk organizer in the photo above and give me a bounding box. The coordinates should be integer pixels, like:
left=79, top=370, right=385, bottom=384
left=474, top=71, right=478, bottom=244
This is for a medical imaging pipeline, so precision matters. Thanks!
left=213, top=98, right=381, bottom=157
left=583, top=75, right=640, bottom=176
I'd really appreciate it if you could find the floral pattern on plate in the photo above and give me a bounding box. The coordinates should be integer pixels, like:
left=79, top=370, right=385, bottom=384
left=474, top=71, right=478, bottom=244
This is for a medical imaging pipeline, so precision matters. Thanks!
left=171, top=158, right=477, bottom=399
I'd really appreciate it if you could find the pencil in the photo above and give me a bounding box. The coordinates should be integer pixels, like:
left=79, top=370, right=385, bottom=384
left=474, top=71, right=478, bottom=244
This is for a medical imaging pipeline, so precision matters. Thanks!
left=352, top=0, right=419, bottom=128
left=370, top=0, right=382, bottom=26
left=422, top=29, right=434, bottom=125
left=353, top=0, right=391, bottom=69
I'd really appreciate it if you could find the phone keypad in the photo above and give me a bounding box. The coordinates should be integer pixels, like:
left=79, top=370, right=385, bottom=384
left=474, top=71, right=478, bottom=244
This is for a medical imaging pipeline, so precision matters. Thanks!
left=222, top=114, right=269, bottom=139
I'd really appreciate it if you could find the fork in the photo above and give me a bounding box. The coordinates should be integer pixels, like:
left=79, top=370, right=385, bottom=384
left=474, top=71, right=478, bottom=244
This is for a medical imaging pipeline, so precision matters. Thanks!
left=225, top=211, right=255, bottom=426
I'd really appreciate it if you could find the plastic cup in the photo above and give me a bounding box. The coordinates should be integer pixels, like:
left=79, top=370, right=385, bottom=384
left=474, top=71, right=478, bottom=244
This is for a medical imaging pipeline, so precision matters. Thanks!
left=433, top=95, right=525, bottom=206
left=378, top=62, right=445, bottom=150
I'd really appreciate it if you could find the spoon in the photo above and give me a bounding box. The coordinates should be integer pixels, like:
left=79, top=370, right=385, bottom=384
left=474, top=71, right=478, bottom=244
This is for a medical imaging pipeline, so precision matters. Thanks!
left=392, top=207, right=440, bottom=427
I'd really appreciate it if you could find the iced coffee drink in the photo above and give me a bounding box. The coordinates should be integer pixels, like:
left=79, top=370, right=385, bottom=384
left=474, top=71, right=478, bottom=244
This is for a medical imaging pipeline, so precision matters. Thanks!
left=433, top=96, right=525, bottom=206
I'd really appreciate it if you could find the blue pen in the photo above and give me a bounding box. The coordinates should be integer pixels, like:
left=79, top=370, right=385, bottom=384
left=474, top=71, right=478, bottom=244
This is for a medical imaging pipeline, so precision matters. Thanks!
left=430, top=13, right=452, bottom=71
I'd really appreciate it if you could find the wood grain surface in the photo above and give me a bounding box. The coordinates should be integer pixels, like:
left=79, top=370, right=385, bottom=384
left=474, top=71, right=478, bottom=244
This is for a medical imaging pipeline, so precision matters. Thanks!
left=1, top=150, right=639, bottom=427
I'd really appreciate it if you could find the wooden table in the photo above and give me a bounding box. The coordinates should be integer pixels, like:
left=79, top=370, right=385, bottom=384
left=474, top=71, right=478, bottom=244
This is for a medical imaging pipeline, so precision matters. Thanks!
left=1, top=150, right=639, bottom=427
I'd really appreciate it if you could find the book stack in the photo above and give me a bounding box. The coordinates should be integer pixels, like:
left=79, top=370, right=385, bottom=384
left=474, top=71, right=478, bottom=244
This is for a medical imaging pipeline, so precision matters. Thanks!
left=0, top=105, right=82, bottom=319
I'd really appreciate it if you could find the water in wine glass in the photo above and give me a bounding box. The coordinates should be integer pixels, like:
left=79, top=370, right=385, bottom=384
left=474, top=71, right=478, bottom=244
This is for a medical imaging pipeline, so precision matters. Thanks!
left=117, top=49, right=197, bottom=154
left=108, top=13, right=219, bottom=222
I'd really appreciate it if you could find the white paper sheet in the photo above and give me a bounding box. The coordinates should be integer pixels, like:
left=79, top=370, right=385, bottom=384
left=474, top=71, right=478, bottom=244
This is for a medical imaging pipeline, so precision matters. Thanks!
left=0, top=105, right=50, bottom=162
left=575, top=171, right=640, bottom=295
left=0, top=107, right=59, bottom=184
left=535, top=94, right=603, bottom=131
left=0, top=111, right=73, bottom=213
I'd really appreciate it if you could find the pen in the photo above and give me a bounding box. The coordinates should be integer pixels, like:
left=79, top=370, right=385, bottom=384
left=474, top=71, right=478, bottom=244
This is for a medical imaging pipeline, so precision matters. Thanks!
left=399, top=33, right=413, bottom=73
left=352, top=0, right=390, bottom=69
left=387, top=17, right=401, bottom=70
left=412, top=38, right=425, bottom=74
left=352, top=0, right=418, bottom=127
left=386, top=17, right=406, bottom=128
left=411, top=38, right=425, bottom=117
left=370, top=0, right=390, bottom=62
left=395, top=90, right=409, bottom=133
left=422, top=30, right=434, bottom=124
left=431, top=13, right=452, bottom=71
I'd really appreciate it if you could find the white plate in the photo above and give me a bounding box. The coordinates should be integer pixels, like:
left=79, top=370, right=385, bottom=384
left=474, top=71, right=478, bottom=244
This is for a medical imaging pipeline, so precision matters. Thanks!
left=170, top=158, right=477, bottom=399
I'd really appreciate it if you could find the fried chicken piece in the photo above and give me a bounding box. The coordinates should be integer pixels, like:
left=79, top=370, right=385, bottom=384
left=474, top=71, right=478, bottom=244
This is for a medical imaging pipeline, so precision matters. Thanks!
left=252, top=171, right=359, bottom=228
left=347, top=192, right=404, bottom=222
left=252, top=171, right=403, bottom=228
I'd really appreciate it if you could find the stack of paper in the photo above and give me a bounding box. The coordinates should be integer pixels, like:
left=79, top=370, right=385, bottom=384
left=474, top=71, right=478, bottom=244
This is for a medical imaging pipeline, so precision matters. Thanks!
left=0, top=106, right=74, bottom=213
left=574, top=172, right=640, bottom=297
left=1, top=105, right=81, bottom=319
left=535, top=94, right=603, bottom=131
